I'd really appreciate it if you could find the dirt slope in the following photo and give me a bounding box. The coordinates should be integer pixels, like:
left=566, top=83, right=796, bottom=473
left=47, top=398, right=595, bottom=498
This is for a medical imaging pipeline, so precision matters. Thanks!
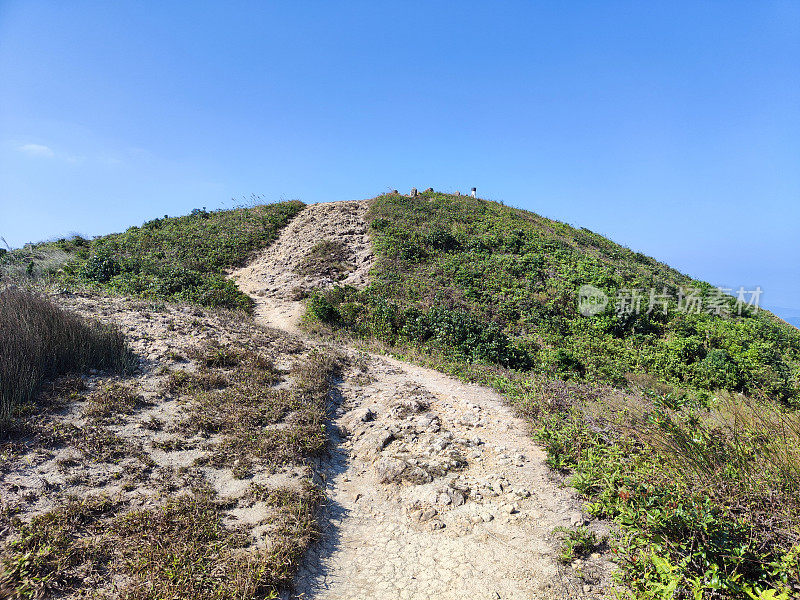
left=233, top=200, right=614, bottom=599
left=0, top=294, right=323, bottom=596
left=232, top=199, right=372, bottom=333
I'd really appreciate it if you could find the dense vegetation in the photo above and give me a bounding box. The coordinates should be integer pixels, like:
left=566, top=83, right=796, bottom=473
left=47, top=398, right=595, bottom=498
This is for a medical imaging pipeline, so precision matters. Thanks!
left=0, top=286, right=134, bottom=425
left=1, top=201, right=304, bottom=310
left=310, top=192, right=799, bottom=403
left=308, top=192, right=800, bottom=598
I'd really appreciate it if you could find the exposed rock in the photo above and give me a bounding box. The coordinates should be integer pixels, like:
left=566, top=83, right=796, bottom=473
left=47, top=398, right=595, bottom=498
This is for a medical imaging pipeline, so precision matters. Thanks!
left=376, top=457, right=406, bottom=483
left=359, top=407, right=376, bottom=422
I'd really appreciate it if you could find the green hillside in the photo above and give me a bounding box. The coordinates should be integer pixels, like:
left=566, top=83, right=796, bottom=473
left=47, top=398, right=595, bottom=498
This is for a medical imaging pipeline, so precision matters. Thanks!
left=2, top=201, right=304, bottom=310
left=311, top=191, right=800, bottom=404
left=309, top=192, right=800, bottom=598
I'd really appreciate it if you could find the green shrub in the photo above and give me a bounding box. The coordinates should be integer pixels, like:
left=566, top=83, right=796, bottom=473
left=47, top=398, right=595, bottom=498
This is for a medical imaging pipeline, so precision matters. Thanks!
left=81, top=252, right=121, bottom=282
left=307, top=292, right=338, bottom=323
left=62, top=200, right=304, bottom=310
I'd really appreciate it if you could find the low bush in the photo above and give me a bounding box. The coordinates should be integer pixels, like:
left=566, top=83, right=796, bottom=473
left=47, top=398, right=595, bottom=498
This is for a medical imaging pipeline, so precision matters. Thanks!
left=307, top=286, right=534, bottom=370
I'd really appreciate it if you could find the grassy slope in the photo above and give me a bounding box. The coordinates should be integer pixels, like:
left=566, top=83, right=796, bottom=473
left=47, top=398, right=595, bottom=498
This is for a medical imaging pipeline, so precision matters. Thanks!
left=308, top=192, right=800, bottom=598
left=360, top=193, right=799, bottom=402
left=2, top=201, right=305, bottom=310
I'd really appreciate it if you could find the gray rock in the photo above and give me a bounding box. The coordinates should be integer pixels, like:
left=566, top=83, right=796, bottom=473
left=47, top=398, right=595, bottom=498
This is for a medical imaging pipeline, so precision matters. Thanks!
left=419, top=507, right=438, bottom=522
left=569, top=513, right=586, bottom=527
left=376, top=432, right=395, bottom=451
left=502, top=503, right=519, bottom=515
left=376, top=457, right=406, bottom=483
left=449, top=489, right=466, bottom=507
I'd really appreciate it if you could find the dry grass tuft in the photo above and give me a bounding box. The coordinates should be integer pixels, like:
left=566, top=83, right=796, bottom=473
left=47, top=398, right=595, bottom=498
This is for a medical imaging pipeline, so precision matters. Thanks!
left=293, top=239, right=352, bottom=279
left=83, top=383, right=144, bottom=420
left=0, top=286, right=135, bottom=425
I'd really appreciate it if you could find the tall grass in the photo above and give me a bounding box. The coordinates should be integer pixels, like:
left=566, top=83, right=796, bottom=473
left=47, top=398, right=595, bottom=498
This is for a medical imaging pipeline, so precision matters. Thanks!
left=0, top=286, right=134, bottom=424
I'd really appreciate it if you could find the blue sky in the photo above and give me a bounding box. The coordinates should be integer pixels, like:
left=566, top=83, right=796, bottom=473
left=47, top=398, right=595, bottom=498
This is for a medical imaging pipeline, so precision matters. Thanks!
left=1, top=1, right=798, bottom=320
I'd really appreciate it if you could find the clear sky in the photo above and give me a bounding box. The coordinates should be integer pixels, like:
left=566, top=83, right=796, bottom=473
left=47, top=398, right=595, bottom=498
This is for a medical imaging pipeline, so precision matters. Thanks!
left=1, top=1, right=798, bottom=320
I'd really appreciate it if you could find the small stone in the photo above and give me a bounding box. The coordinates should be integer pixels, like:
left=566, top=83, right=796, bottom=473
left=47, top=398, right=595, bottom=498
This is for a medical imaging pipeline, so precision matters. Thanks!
left=481, top=512, right=494, bottom=523
left=419, top=508, right=438, bottom=522
left=570, top=513, right=586, bottom=527
left=429, top=520, right=445, bottom=530
left=410, top=188, right=418, bottom=197
left=376, top=458, right=406, bottom=483
left=376, top=432, right=394, bottom=451
left=449, top=489, right=466, bottom=507
left=502, top=504, right=518, bottom=515
left=430, top=437, right=450, bottom=452
left=359, top=408, right=376, bottom=423
left=583, top=584, right=593, bottom=593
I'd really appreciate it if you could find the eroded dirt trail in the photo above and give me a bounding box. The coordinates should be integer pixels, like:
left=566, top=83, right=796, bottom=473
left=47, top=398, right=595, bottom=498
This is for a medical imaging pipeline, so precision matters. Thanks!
left=233, top=199, right=372, bottom=334
left=232, top=200, right=611, bottom=599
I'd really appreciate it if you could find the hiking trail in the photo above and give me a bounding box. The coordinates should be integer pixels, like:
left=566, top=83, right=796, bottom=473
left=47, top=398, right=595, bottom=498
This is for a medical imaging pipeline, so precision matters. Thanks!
left=232, top=200, right=613, bottom=599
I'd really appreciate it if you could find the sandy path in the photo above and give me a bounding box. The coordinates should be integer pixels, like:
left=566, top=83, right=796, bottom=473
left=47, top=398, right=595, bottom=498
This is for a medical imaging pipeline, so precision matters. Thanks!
left=233, top=199, right=372, bottom=334
left=231, top=200, right=612, bottom=599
